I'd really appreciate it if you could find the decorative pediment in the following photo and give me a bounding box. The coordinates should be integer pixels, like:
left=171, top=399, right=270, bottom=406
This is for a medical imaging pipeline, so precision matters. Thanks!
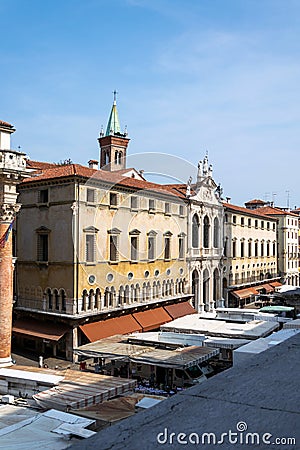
left=83, top=226, right=99, bottom=233
left=129, top=229, right=141, bottom=235
left=35, top=226, right=50, bottom=234
left=147, top=230, right=158, bottom=236
left=163, top=230, right=173, bottom=237
left=107, top=227, right=122, bottom=235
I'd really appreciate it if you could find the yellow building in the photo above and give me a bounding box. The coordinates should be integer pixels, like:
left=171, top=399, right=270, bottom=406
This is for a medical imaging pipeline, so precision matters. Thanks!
left=14, top=100, right=191, bottom=360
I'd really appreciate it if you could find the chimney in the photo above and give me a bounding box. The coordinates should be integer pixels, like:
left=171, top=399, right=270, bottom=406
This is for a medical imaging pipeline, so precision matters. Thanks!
left=226, top=197, right=231, bottom=204
left=88, top=160, right=98, bottom=170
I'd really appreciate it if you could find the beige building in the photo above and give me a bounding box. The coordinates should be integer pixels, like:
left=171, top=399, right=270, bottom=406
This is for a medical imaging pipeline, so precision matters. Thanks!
left=248, top=203, right=299, bottom=286
left=223, top=202, right=279, bottom=307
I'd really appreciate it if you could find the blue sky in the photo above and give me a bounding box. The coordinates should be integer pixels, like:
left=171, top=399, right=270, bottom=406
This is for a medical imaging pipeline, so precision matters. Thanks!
left=1, top=0, right=300, bottom=207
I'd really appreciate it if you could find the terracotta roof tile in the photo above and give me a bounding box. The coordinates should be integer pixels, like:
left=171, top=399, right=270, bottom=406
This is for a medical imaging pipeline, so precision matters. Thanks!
left=223, top=202, right=277, bottom=219
left=244, top=199, right=266, bottom=205
left=0, top=120, right=14, bottom=128
left=26, top=160, right=58, bottom=170
left=21, top=163, right=183, bottom=198
left=254, top=206, right=299, bottom=217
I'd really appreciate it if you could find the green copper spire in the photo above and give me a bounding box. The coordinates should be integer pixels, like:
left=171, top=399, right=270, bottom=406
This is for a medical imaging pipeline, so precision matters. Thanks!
left=105, top=90, right=122, bottom=136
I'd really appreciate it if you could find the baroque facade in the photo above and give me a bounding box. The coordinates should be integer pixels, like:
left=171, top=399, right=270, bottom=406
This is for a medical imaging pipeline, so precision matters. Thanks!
left=186, top=157, right=224, bottom=312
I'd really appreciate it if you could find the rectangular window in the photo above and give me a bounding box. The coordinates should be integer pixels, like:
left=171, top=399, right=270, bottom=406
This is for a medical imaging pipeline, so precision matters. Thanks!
left=241, top=217, right=245, bottom=226
left=109, top=192, right=118, bottom=207
left=87, top=188, right=95, bottom=203
left=233, top=215, right=236, bottom=224
left=255, top=242, right=258, bottom=257
left=149, top=199, right=155, bottom=211
left=39, top=189, right=49, bottom=203
left=131, top=236, right=138, bottom=261
left=109, top=235, right=118, bottom=262
left=179, top=205, right=184, bottom=216
left=148, top=236, right=155, bottom=260
left=37, top=234, right=48, bottom=261
left=248, top=218, right=251, bottom=227
left=241, top=241, right=244, bottom=257
left=179, top=237, right=184, bottom=259
left=261, top=221, right=264, bottom=229
left=131, top=196, right=138, bottom=210
left=261, top=242, right=264, bottom=257
left=164, top=237, right=171, bottom=260
left=248, top=241, right=252, bottom=257
left=86, top=234, right=95, bottom=262
left=267, top=221, right=270, bottom=230
left=224, top=239, right=227, bottom=257
left=165, top=202, right=170, bottom=214
left=232, top=240, right=236, bottom=258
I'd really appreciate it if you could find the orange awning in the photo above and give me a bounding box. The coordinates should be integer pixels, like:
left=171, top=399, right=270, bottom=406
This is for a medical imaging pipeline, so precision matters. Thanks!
left=132, top=307, right=172, bottom=332
left=259, top=284, right=274, bottom=293
left=13, top=319, right=69, bottom=341
left=79, top=315, right=142, bottom=342
left=269, top=281, right=282, bottom=288
left=164, top=301, right=196, bottom=320
left=232, top=288, right=258, bottom=299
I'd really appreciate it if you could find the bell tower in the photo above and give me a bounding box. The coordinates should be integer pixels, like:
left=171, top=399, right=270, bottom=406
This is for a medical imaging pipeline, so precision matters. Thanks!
left=98, top=91, right=130, bottom=171
left=0, top=120, right=30, bottom=367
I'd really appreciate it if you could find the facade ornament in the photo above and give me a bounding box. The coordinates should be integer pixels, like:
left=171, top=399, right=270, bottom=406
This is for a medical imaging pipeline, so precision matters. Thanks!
left=186, top=176, right=192, bottom=197
left=216, top=183, right=223, bottom=199
left=203, top=155, right=208, bottom=176
left=0, top=203, right=21, bottom=222
left=197, top=160, right=203, bottom=183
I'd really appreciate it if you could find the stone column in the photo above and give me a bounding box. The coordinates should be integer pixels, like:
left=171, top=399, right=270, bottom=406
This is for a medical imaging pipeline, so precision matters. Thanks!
left=0, top=204, right=19, bottom=367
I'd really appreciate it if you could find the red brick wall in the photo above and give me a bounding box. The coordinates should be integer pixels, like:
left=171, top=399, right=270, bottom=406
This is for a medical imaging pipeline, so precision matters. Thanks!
left=0, top=222, right=13, bottom=360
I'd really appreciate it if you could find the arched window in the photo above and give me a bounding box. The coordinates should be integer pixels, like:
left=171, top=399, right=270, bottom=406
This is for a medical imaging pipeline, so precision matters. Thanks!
left=88, top=289, right=94, bottom=309
left=60, top=289, right=66, bottom=312
left=82, top=289, right=88, bottom=311
left=95, top=288, right=101, bottom=309
left=119, top=286, right=125, bottom=306
left=46, top=288, right=52, bottom=310
left=213, top=268, right=220, bottom=301
left=203, top=269, right=210, bottom=311
left=192, top=270, right=199, bottom=309
left=118, top=152, right=122, bottom=164
left=203, top=216, right=210, bottom=248
left=54, top=289, right=59, bottom=310
left=192, top=214, right=199, bottom=248
left=125, top=285, right=130, bottom=304
left=213, top=217, right=219, bottom=248
left=104, top=288, right=110, bottom=308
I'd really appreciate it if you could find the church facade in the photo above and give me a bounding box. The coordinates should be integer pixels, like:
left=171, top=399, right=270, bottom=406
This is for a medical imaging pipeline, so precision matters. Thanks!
left=186, top=156, right=224, bottom=312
